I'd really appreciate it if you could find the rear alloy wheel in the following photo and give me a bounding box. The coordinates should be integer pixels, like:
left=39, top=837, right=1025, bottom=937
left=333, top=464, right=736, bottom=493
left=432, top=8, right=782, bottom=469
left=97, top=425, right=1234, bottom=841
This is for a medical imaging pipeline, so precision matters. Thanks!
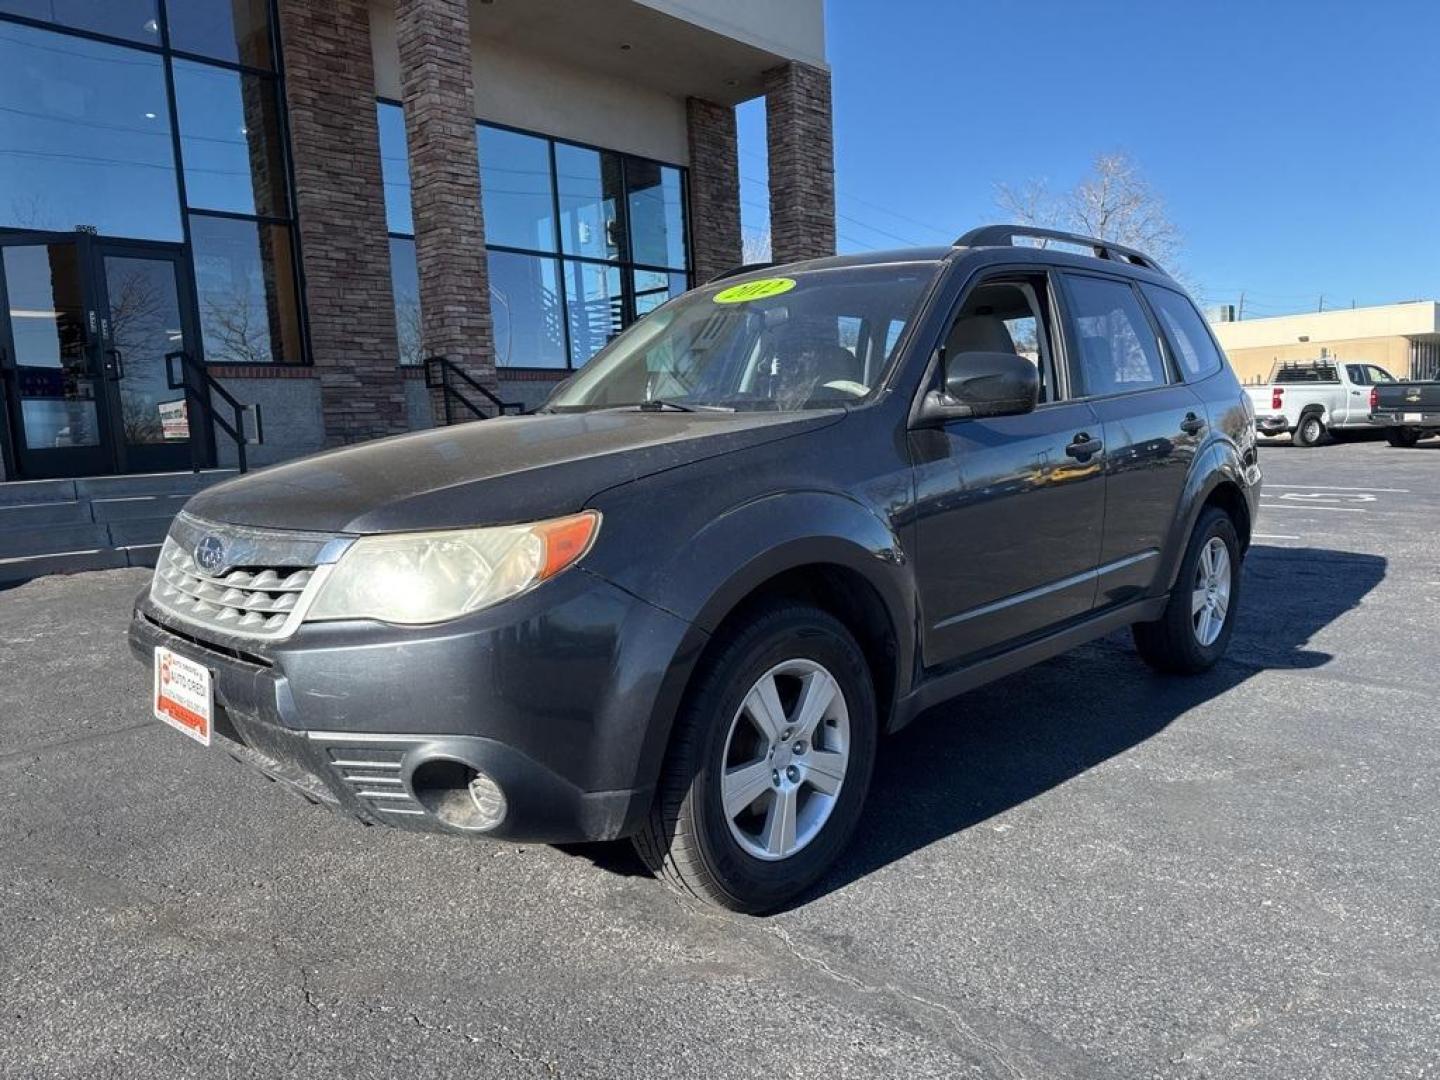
left=1293, top=413, right=1326, bottom=447
left=1133, top=506, right=1242, bottom=674
left=634, top=603, right=876, bottom=913
left=1386, top=426, right=1421, bottom=448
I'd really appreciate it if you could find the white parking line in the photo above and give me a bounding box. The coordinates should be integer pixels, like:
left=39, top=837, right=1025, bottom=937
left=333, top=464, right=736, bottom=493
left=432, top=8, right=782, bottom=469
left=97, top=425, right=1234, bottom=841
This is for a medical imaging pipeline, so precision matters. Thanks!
left=1260, top=503, right=1366, bottom=513
left=1263, top=484, right=1409, bottom=494
left=1253, top=533, right=1301, bottom=541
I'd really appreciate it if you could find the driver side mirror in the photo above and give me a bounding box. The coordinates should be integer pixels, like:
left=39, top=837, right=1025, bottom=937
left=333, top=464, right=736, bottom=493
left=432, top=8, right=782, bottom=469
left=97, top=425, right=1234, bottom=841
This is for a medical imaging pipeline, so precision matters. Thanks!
left=915, top=350, right=1040, bottom=425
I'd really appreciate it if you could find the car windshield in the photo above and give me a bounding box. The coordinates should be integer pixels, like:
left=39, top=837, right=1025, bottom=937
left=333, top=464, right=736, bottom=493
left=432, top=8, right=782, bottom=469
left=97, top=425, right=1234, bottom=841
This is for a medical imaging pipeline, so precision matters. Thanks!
left=545, top=262, right=942, bottom=413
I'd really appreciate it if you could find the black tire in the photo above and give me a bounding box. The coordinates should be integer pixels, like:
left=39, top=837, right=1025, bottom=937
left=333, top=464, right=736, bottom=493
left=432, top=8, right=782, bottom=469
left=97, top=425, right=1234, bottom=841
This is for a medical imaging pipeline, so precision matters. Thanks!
left=1293, top=412, right=1326, bottom=447
left=1132, top=507, right=1242, bottom=675
left=633, top=603, right=877, bottom=913
left=1386, top=426, right=1421, bottom=448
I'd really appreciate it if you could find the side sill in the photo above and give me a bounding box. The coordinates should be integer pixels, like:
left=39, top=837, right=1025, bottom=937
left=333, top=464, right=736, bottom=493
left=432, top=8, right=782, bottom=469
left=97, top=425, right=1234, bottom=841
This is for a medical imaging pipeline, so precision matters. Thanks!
left=892, top=595, right=1168, bottom=731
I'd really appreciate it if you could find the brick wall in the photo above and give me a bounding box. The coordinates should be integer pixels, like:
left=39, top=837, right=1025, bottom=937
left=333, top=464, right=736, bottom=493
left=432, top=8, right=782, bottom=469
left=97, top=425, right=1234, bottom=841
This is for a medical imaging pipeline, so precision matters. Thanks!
left=686, top=98, right=742, bottom=285
left=276, top=0, right=408, bottom=444
left=396, top=0, right=499, bottom=420
left=765, top=61, right=836, bottom=265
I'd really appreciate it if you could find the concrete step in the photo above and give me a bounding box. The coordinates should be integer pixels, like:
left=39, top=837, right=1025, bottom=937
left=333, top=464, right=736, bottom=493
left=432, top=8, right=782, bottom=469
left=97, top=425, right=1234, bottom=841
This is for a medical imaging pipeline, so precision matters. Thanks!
left=119, top=543, right=163, bottom=569
left=0, top=547, right=133, bottom=586
left=0, top=479, right=77, bottom=507
left=0, top=523, right=112, bottom=559
left=0, top=500, right=90, bottom=527
left=105, top=518, right=174, bottom=549
left=89, top=493, right=193, bottom=523
left=73, top=470, right=235, bottom=499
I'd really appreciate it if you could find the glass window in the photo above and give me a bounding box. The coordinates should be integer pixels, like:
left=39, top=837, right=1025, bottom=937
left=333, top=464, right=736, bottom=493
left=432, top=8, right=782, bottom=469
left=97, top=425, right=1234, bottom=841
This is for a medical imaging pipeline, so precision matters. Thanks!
left=1365, top=365, right=1395, bottom=383
left=189, top=213, right=302, bottom=364
left=478, top=125, right=556, bottom=252
left=626, top=160, right=686, bottom=270
left=1142, top=284, right=1224, bottom=381
left=548, top=263, right=941, bottom=412
left=1064, top=275, right=1168, bottom=396
left=389, top=237, right=422, bottom=366
left=632, top=269, right=686, bottom=318
left=565, top=260, right=623, bottom=366
left=488, top=251, right=566, bottom=369
left=0, top=0, right=159, bottom=44
left=376, top=101, right=412, bottom=236
left=0, top=22, right=180, bottom=239
left=166, top=0, right=272, bottom=70
left=556, top=144, right=623, bottom=261
left=173, top=59, right=286, bottom=218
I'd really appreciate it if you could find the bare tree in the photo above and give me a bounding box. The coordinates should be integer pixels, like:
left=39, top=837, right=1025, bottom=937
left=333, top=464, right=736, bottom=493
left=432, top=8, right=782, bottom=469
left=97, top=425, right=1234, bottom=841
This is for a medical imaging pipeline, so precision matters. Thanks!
left=995, top=152, right=1181, bottom=267
left=742, top=225, right=772, bottom=265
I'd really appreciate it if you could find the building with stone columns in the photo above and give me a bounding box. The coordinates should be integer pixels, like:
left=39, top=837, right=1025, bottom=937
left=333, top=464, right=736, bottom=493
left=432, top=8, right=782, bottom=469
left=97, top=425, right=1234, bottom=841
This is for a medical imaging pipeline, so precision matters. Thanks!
left=0, top=0, right=834, bottom=484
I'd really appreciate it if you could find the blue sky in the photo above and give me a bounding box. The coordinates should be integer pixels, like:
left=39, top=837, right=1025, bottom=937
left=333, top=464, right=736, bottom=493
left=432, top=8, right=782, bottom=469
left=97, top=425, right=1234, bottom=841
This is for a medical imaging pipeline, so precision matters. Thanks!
left=739, top=0, right=1440, bottom=317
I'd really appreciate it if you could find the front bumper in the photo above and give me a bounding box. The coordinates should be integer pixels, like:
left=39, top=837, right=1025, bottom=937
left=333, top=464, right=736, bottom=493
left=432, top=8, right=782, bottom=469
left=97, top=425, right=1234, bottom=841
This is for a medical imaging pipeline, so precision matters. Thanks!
left=128, top=566, right=701, bottom=843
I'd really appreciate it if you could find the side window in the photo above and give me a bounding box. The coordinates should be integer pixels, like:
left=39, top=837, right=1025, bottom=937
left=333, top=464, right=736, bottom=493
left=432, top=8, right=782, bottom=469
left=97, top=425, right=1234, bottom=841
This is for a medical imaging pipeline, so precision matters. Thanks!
left=1063, top=275, right=1168, bottom=396
left=1366, top=365, right=1396, bottom=384
left=940, top=275, right=1056, bottom=403
left=1346, top=364, right=1369, bottom=386
left=1142, top=285, right=1225, bottom=381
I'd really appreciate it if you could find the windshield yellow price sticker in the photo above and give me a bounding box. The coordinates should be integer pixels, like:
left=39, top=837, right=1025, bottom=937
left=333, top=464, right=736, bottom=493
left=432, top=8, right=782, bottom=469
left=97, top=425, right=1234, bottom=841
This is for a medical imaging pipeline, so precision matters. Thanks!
left=713, top=277, right=797, bottom=304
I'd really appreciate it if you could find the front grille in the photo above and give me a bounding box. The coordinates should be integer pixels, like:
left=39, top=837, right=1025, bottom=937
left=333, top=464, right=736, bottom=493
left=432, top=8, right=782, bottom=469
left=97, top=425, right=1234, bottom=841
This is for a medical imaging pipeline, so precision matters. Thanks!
left=152, top=539, right=315, bottom=636
left=149, top=512, right=348, bottom=642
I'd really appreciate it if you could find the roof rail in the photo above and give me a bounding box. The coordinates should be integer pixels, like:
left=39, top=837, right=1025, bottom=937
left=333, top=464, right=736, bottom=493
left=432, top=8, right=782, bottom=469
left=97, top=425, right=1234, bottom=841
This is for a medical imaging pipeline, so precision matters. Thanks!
left=955, top=225, right=1167, bottom=275
left=708, top=261, right=774, bottom=283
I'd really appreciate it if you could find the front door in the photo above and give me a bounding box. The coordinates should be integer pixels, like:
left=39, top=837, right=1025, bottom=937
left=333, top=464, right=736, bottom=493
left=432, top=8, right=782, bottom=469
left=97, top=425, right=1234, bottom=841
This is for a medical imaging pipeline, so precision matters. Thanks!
left=0, top=232, right=205, bottom=479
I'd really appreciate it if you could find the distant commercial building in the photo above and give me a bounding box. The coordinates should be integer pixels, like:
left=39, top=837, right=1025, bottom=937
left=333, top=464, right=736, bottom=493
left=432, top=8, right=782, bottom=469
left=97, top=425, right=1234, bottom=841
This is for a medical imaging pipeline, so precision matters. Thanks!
left=1210, top=301, right=1440, bottom=384
left=0, top=0, right=833, bottom=482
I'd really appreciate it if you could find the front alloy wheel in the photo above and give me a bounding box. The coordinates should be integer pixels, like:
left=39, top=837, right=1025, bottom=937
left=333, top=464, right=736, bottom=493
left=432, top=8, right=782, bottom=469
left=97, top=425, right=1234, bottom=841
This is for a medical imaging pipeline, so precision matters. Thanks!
left=634, top=603, right=876, bottom=913
left=721, top=659, right=850, bottom=861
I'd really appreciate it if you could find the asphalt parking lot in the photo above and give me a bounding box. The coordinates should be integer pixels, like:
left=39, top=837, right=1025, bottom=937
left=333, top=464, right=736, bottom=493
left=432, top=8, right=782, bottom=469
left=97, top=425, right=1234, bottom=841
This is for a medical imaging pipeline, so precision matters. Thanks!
left=1, top=435, right=1437, bottom=1079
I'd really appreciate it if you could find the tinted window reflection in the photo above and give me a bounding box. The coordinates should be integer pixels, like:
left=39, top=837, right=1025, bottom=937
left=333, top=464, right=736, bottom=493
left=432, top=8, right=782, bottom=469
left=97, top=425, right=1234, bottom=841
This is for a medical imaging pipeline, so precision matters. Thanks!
left=627, top=161, right=686, bottom=270
left=632, top=269, right=687, bottom=317
left=173, top=60, right=287, bottom=218
left=377, top=102, right=412, bottom=236
left=0, top=22, right=180, bottom=239
left=0, top=0, right=159, bottom=44
left=478, top=125, right=556, bottom=252
left=166, top=0, right=272, bottom=69
left=489, top=251, right=565, bottom=369
left=556, top=144, right=623, bottom=261
left=565, top=260, right=623, bottom=366
left=189, top=213, right=302, bottom=364
left=389, top=236, right=422, bottom=366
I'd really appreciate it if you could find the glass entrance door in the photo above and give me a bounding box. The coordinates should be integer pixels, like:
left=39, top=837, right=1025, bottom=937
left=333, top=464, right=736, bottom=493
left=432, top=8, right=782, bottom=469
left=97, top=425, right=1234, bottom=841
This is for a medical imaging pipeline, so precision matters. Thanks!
left=0, top=232, right=205, bottom=478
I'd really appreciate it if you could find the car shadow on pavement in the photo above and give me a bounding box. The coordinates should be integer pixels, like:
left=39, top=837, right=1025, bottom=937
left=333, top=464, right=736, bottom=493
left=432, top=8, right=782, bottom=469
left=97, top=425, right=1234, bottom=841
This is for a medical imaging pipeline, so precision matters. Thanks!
left=793, top=545, right=1387, bottom=910
left=558, top=547, right=1387, bottom=908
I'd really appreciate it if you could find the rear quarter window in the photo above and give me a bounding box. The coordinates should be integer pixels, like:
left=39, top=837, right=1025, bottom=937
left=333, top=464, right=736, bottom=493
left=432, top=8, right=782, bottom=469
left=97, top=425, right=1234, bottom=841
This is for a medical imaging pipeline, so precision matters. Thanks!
left=1142, top=285, right=1225, bottom=380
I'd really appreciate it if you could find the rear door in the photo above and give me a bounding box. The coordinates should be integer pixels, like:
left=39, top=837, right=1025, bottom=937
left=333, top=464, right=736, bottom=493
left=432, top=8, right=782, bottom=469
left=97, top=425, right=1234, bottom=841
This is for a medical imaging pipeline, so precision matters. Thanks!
left=1340, top=364, right=1372, bottom=425
left=909, top=266, right=1106, bottom=668
left=1058, top=272, right=1204, bottom=608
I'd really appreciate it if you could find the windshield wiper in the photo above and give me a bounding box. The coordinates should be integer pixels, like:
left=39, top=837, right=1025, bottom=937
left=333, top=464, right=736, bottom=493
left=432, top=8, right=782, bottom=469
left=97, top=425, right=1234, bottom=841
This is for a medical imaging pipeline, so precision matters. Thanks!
left=636, top=398, right=695, bottom=412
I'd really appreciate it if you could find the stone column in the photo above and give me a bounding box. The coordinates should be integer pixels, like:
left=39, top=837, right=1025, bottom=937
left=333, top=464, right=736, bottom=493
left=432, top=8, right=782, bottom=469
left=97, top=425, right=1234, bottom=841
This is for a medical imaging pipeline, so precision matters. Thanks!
left=395, top=0, right=498, bottom=422
left=275, top=0, right=408, bottom=444
left=685, top=98, right=742, bottom=284
left=764, top=61, right=837, bottom=264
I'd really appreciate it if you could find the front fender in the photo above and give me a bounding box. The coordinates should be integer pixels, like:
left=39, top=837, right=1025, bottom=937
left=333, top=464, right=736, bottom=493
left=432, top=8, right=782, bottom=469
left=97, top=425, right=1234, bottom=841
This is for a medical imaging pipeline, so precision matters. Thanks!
left=591, top=488, right=919, bottom=793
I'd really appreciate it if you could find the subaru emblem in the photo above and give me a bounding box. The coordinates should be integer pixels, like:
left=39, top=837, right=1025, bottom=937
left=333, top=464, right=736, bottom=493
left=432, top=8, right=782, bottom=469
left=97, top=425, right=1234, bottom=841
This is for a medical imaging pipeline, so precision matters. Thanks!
left=194, top=534, right=227, bottom=573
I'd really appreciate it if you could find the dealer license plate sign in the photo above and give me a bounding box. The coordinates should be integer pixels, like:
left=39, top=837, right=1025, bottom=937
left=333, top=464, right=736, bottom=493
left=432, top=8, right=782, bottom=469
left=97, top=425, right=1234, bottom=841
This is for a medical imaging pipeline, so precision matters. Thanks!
left=153, top=646, right=213, bottom=746
left=1403, top=412, right=1422, bottom=422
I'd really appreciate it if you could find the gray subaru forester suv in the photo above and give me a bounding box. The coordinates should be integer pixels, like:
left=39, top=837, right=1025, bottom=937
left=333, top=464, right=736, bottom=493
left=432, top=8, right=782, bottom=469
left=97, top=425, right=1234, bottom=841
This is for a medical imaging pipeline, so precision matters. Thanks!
left=132, top=225, right=1261, bottom=912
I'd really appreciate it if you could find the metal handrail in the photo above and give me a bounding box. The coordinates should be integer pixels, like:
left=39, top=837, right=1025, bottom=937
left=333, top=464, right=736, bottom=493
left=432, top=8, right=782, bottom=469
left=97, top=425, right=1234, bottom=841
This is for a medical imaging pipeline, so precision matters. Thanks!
left=422, top=355, right=524, bottom=424
left=165, top=351, right=263, bottom=474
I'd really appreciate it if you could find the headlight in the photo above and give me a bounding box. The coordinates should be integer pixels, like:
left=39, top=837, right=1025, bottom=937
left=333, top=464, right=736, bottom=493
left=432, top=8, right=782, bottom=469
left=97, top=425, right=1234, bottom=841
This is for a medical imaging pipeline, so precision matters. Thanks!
left=306, top=511, right=600, bottom=625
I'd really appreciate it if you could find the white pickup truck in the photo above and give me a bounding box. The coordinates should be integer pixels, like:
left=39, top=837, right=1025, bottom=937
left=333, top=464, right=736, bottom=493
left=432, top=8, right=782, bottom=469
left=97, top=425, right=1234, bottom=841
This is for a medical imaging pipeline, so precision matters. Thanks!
left=1245, top=360, right=1398, bottom=447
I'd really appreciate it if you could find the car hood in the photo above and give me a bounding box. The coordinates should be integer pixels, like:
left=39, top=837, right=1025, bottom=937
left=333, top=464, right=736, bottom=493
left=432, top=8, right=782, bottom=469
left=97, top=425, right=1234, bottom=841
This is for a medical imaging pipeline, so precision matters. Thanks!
left=184, top=409, right=841, bottom=534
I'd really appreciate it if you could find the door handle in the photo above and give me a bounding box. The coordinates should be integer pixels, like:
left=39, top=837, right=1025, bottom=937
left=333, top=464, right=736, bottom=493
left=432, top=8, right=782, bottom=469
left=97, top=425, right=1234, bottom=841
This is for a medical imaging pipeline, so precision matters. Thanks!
left=1065, top=432, right=1103, bottom=459
left=105, top=347, right=125, bottom=381
left=1180, top=412, right=1206, bottom=436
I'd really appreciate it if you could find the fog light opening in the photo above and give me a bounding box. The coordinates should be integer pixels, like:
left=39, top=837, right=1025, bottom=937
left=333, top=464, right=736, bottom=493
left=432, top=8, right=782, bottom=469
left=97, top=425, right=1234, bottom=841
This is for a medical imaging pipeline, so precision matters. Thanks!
left=410, top=758, right=507, bottom=831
